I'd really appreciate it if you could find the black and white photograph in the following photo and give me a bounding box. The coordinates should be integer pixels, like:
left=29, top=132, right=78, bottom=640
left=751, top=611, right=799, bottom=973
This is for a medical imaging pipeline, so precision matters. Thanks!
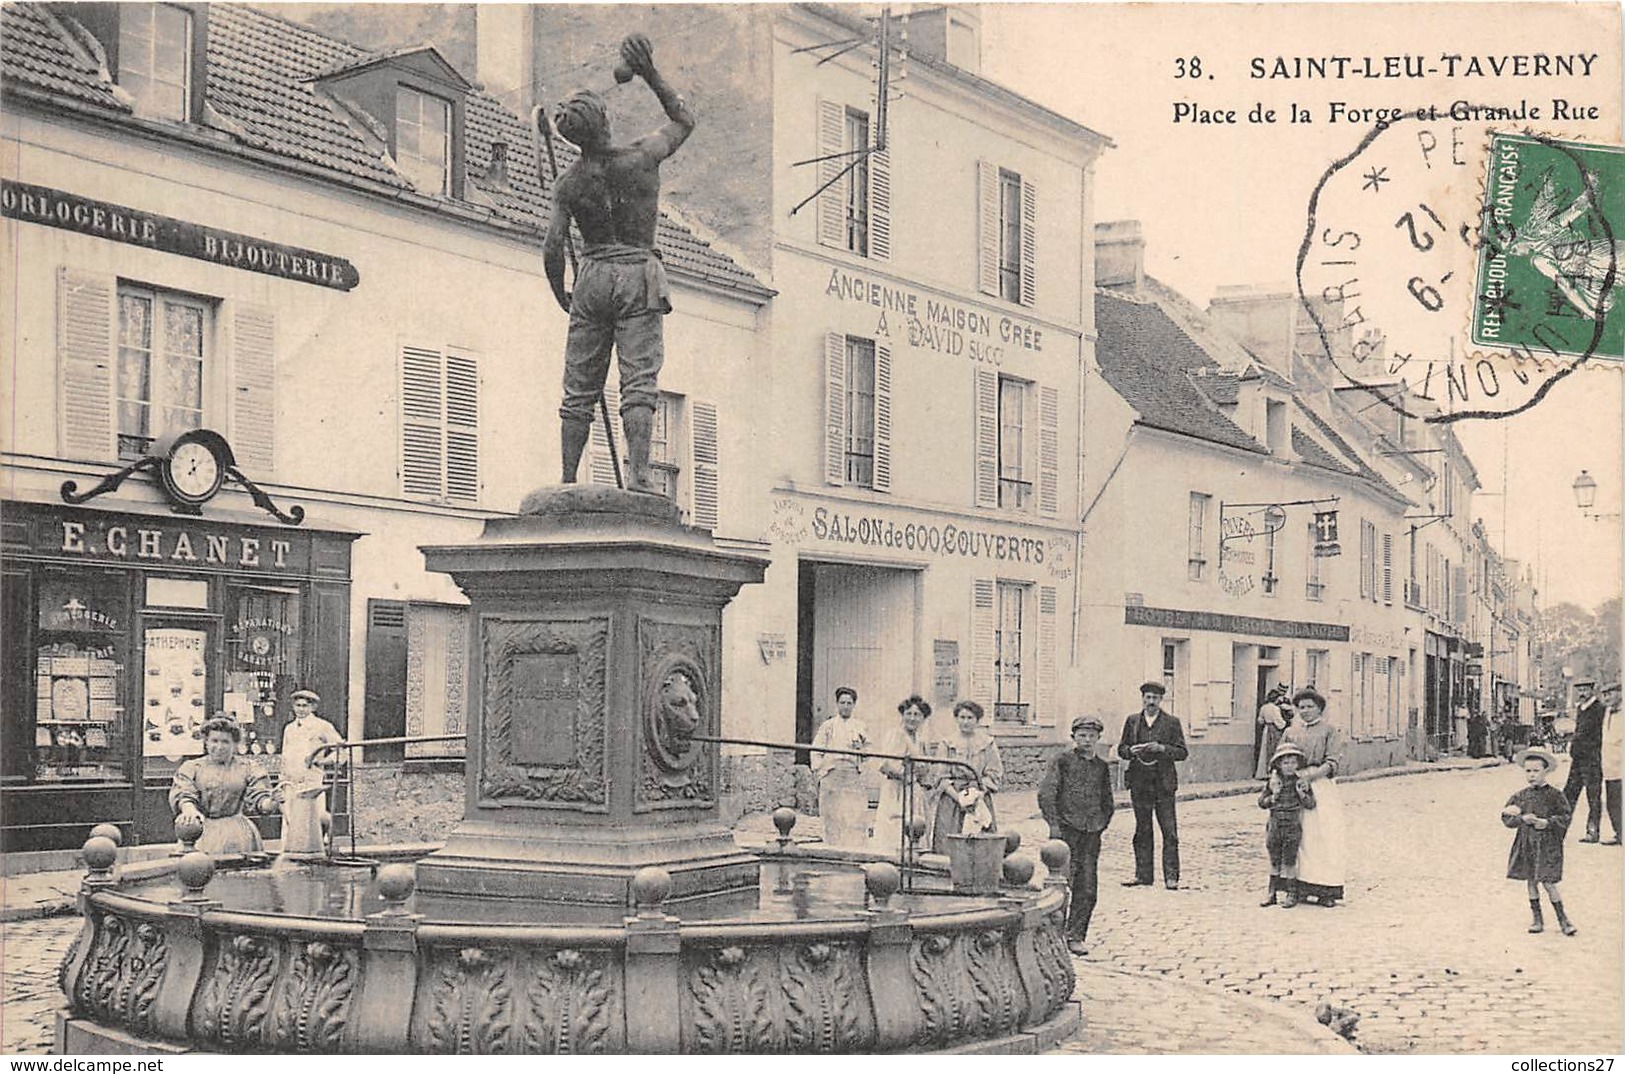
left=1, top=0, right=1621, bottom=1058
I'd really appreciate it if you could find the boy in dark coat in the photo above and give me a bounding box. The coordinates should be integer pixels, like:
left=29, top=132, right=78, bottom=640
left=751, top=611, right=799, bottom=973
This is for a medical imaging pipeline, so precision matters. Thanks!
left=1257, top=742, right=1317, bottom=908
left=1503, top=747, right=1577, bottom=935
left=1039, top=716, right=1115, bottom=955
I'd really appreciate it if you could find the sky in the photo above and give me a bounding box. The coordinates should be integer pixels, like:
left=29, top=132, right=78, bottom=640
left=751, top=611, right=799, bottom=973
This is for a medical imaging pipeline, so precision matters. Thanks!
left=980, top=2, right=1625, bottom=610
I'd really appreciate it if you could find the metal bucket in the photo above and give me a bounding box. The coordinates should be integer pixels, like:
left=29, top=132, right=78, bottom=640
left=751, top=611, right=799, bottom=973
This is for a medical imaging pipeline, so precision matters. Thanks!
left=944, top=831, right=1006, bottom=894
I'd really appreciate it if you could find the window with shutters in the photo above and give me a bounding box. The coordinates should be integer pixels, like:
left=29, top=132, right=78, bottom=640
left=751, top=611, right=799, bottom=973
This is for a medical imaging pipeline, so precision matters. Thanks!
left=994, top=581, right=1028, bottom=723
left=400, top=345, right=479, bottom=504
left=999, top=170, right=1023, bottom=302
left=846, top=337, right=876, bottom=487
left=1359, top=519, right=1377, bottom=600
left=1381, top=532, right=1394, bottom=604
left=1261, top=522, right=1279, bottom=596
left=1305, top=521, right=1325, bottom=600
left=1305, top=649, right=1330, bottom=691
left=997, top=376, right=1031, bottom=511
left=397, top=86, right=452, bottom=195
left=844, top=110, right=871, bottom=256
left=118, top=4, right=194, bottom=122
left=364, top=600, right=468, bottom=762
left=816, top=101, right=889, bottom=261
left=648, top=393, right=680, bottom=501
left=978, top=161, right=1035, bottom=306
left=1188, top=493, right=1210, bottom=581
left=116, top=285, right=209, bottom=460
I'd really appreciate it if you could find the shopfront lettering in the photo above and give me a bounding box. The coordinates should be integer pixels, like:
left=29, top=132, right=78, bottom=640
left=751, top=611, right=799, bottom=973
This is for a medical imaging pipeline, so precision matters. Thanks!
left=2, top=180, right=359, bottom=291
left=810, top=506, right=1046, bottom=564
left=823, top=268, right=1044, bottom=367
left=1124, top=604, right=1350, bottom=642
left=59, top=520, right=294, bottom=572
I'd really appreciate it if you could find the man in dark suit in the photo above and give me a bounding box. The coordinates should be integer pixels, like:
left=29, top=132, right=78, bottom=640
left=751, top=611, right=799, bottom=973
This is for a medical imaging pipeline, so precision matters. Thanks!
left=1118, top=681, right=1189, bottom=889
left=1565, top=678, right=1606, bottom=842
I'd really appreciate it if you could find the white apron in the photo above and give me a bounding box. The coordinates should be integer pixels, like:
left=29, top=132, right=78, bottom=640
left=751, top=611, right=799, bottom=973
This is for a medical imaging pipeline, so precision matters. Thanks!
left=1294, top=775, right=1346, bottom=890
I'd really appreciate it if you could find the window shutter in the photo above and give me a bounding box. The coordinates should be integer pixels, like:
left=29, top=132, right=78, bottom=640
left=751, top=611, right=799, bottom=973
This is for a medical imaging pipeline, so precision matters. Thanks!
left=1381, top=532, right=1394, bottom=604
left=401, top=345, right=444, bottom=498
left=1358, top=521, right=1371, bottom=599
left=691, top=399, right=720, bottom=530
left=816, top=99, right=845, bottom=248
left=976, top=159, right=998, bottom=297
left=231, top=304, right=276, bottom=475
left=1038, top=384, right=1058, bottom=516
left=363, top=599, right=409, bottom=762
left=824, top=332, right=846, bottom=486
left=1019, top=177, right=1038, bottom=307
left=872, top=343, right=892, bottom=493
left=57, top=267, right=115, bottom=461
left=444, top=353, right=479, bottom=502
left=1453, top=566, right=1467, bottom=623
left=869, top=140, right=891, bottom=261
left=588, top=383, right=625, bottom=486
left=973, top=368, right=998, bottom=506
left=969, top=579, right=995, bottom=710
left=1038, top=586, right=1057, bottom=724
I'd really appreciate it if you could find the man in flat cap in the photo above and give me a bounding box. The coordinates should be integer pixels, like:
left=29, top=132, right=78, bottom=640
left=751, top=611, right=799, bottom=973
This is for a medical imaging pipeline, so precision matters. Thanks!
left=545, top=33, right=694, bottom=495
left=279, top=688, right=342, bottom=857
left=1039, top=716, right=1116, bottom=954
left=1118, top=681, right=1188, bottom=889
left=1566, top=678, right=1607, bottom=842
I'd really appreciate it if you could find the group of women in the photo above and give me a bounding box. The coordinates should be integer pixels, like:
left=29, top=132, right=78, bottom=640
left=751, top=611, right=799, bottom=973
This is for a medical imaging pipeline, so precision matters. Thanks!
left=870, top=697, right=1005, bottom=856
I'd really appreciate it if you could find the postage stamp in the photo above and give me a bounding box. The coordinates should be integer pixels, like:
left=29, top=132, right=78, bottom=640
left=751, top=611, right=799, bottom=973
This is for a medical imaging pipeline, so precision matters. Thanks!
left=1471, top=133, right=1624, bottom=362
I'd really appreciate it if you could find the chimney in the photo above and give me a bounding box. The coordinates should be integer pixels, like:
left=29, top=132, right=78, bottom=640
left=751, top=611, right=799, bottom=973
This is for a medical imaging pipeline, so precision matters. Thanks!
left=476, top=5, right=534, bottom=116
left=904, top=6, right=981, bottom=73
left=1094, top=220, right=1145, bottom=292
left=1207, top=285, right=1301, bottom=376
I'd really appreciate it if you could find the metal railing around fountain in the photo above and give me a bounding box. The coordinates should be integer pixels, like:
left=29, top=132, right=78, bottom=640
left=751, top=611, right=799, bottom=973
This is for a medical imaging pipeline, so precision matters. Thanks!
left=306, top=734, right=467, bottom=862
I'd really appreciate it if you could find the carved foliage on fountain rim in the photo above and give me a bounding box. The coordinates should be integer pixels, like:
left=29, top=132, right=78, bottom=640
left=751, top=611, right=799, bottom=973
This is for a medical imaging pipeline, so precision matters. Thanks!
left=268, top=940, right=359, bottom=1052
left=910, top=927, right=1028, bottom=1048
left=417, top=945, right=621, bottom=1054
left=479, top=618, right=608, bottom=808
left=637, top=619, right=718, bottom=810
left=685, top=941, right=874, bottom=1054
left=1028, top=909, right=1076, bottom=1022
left=72, top=911, right=168, bottom=1036
left=190, top=932, right=358, bottom=1052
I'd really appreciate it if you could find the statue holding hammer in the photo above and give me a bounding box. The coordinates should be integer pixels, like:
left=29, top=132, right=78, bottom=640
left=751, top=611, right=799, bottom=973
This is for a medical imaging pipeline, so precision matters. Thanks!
left=544, top=34, right=694, bottom=494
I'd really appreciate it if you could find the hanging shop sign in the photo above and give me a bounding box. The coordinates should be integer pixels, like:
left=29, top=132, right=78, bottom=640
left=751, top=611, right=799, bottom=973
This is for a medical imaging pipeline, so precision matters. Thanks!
left=1124, top=605, right=1350, bottom=642
left=2, top=180, right=359, bottom=291
left=1313, top=510, right=1342, bottom=557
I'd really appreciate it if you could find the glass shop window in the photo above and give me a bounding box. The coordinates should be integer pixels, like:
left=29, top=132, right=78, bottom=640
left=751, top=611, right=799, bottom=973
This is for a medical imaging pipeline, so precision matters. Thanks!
left=32, top=574, right=131, bottom=784
left=224, top=585, right=303, bottom=760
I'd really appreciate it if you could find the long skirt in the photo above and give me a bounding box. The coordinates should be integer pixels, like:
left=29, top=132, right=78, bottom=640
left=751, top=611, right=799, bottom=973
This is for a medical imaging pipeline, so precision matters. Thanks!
left=871, top=775, right=908, bottom=856
left=196, top=812, right=263, bottom=855
left=1255, top=723, right=1285, bottom=780
left=1292, top=776, right=1346, bottom=902
left=281, top=786, right=329, bottom=857
left=818, top=773, right=871, bottom=850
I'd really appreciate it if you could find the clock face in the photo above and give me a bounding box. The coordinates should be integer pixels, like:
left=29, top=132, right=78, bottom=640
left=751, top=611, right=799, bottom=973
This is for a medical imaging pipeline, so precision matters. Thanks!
left=166, top=438, right=223, bottom=502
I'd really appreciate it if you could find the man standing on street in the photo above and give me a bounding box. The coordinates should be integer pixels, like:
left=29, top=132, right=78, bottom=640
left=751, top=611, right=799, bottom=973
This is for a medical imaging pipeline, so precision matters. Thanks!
left=1039, top=716, right=1115, bottom=955
left=1600, top=682, right=1621, bottom=846
left=279, top=689, right=342, bottom=858
left=1565, top=678, right=1606, bottom=842
left=812, top=686, right=871, bottom=849
left=1118, top=681, right=1188, bottom=889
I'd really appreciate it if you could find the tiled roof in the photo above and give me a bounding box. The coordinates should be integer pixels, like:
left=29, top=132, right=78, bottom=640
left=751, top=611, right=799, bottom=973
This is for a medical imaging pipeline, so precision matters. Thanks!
left=1295, top=403, right=1409, bottom=502
left=1290, top=426, right=1358, bottom=476
left=1, top=3, right=767, bottom=297
left=1094, top=291, right=1266, bottom=455
left=1196, top=371, right=1242, bottom=406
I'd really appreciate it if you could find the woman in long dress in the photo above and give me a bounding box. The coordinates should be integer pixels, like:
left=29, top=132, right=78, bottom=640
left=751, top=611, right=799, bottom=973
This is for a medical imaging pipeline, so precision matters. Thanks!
left=871, top=696, right=936, bottom=856
left=1254, top=683, right=1293, bottom=780
left=929, top=700, right=1004, bottom=853
left=1278, top=687, right=1347, bottom=906
left=169, top=717, right=279, bottom=855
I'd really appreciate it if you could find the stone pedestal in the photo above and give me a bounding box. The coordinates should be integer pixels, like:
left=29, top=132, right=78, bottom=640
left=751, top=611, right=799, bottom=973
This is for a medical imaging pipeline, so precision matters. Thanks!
left=414, top=486, right=769, bottom=904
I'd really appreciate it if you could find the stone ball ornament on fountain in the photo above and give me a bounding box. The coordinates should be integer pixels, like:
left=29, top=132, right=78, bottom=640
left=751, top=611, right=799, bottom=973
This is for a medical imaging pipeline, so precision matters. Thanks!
left=88, top=822, right=123, bottom=847
left=80, top=835, right=118, bottom=883
left=173, top=811, right=206, bottom=855
left=863, top=861, right=901, bottom=908
left=1002, top=854, right=1037, bottom=888
left=176, top=851, right=215, bottom=902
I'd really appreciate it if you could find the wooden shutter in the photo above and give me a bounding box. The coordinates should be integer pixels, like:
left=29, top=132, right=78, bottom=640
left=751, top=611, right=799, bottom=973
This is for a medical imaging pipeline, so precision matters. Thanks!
left=1358, top=521, right=1371, bottom=599
left=869, top=139, right=891, bottom=261
left=872, top=343, right=892, bottom=493
left=444, top=353, right=479, bottom=502
left=1381, top=532, right=1394, bottom=604
left=973, top=368, right=998, bottom=507
left=400, top=345, right=444, bottom=498
left=824, top=332, right=846, bottom=486
left=1038, top=586, right=1057, bottom=724
left=1453, top=566, right=1468, bottom=623
left=816, top=99, right=845, bottom=248
left=588, top=383, right=625, bottom=486
left=969, top=579, right=995, bottom=710
left=1038, top=384, right=1058, bottom=516
left=231, top=303, right=276, bottom=475
left=363, top=600, right=408, bottom=762
left=57, top=267, right=115, bottom=461
left=976, top=159, right=998, bottom=296
left=691, top=400, right=720, bottom=530
left=1019, top=177, right=1038, bottom=307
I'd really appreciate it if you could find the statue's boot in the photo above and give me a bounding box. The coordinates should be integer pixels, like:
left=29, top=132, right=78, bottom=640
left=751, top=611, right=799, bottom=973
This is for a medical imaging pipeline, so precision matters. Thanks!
left=622, top=405, right=658, bottom=494
left=561, top=417, right=592, bottom=483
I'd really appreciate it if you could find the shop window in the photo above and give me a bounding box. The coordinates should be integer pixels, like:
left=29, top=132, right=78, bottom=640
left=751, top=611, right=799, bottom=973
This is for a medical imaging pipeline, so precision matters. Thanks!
left=400, top=344, right=480, bottom=503
left=994, top=581, right=1028, bottom=723
left=117, top=3, right=194, bottom=122
left=997, top=377, right=1031, bottom=511
left=116, top=285, right=209, bottom=460
left=396, top=85, right=452, bottom=195
left=220, top=585, right=304, bottom=765
left=27, top=574, right=131, bottom=785
left=1188, top=492, right=1210, bottom=580
left=977, top=161, right=1036, bottom=306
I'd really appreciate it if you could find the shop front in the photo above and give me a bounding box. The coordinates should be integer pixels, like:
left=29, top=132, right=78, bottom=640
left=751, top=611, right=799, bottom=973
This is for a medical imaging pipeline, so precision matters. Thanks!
left=0, top=500, right=357, bottom=852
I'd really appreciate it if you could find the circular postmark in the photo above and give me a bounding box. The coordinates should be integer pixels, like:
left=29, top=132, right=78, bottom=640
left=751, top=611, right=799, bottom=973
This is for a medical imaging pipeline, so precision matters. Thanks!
left=1297, top=108, right=1619, bottom=424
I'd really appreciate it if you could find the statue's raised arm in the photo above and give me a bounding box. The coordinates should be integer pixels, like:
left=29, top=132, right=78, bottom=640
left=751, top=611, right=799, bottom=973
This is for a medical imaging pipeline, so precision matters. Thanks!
left=619, top=33, right=694, bottom=162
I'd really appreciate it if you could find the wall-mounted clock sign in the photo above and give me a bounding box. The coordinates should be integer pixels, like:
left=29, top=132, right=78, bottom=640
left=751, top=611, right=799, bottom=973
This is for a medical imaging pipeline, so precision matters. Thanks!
left=154, top=429, right=234, bottom=512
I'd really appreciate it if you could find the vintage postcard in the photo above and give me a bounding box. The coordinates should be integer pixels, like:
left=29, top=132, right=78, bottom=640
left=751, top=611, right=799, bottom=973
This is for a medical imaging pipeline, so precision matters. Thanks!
left=2, top=0, right=1620, bottom=1060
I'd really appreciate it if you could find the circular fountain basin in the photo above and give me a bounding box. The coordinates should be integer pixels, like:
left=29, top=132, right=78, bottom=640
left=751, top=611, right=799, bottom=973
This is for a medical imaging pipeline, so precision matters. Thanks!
left=58, top=852, right=1078, bottom=1054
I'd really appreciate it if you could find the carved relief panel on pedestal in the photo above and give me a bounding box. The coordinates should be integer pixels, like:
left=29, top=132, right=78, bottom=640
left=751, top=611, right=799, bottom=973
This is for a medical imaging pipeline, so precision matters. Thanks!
left=636, top=618, right=719, bottom=811
left=479, top=618, right=609, bottom=810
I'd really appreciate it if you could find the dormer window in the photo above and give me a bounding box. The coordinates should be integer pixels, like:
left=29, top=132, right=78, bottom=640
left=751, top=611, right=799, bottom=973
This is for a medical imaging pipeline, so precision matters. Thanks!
left=118, top=4, right=193, bottom=121
left=396, top=86, right=452, bottom=195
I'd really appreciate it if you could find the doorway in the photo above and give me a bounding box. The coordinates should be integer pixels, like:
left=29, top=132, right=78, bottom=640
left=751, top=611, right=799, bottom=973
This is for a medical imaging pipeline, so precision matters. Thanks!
left=794, top=560, right=920, bottom=752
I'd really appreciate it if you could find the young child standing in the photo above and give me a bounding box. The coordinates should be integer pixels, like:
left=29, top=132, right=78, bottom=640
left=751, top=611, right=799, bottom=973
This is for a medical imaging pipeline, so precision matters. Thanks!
left=1258, top=743, right=1317, bottom=908
left=1038, top=716, right=1115, bottom=956
left=1503, top=747, right=1577, bottom=935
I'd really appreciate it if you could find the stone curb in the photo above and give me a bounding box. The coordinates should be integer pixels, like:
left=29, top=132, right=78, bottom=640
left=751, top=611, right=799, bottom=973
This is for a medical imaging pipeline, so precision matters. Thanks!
left=1070, top=961, right=1360, bottom=1054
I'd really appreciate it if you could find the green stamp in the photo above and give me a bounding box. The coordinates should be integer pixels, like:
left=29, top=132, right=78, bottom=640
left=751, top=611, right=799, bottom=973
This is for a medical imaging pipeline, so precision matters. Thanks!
left=1472, top=133, right=1624, bottom=362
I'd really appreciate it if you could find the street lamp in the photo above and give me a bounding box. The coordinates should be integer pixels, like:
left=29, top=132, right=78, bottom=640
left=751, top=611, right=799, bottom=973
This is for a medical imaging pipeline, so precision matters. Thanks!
left=1571, top=470, right=1621, bottom=520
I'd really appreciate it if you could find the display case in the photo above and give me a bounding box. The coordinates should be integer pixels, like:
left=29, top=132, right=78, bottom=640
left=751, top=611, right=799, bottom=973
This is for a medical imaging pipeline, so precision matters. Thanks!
left=31, top=575, right=130, bottom=783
